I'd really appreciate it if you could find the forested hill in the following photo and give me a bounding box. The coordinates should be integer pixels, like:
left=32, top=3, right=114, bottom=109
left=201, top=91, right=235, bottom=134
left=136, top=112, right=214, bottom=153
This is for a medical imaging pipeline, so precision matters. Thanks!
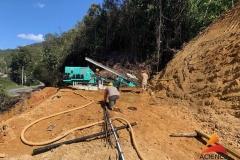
left=0, top=0, right=238, bottom=86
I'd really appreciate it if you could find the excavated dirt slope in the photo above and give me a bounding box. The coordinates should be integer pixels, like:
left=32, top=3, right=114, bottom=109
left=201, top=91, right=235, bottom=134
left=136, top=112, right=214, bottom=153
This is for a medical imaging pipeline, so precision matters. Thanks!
left=150, top=0, right=240, bottom=150
left=0, top=2, right=240, bottom=160
left=151, top=2, right=240, bottom=114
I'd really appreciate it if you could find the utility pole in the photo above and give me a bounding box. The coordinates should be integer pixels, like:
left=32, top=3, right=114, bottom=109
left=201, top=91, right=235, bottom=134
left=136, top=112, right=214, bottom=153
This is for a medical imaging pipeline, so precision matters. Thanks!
left=3, top=57, right=7, bottom=74
left=24, top=73, right=27, bottom=84
left=4, top=61, right=7, bottom=74
left=22, top=66, right=24, bottom=86
left=204, top=0, right=212, bottom=19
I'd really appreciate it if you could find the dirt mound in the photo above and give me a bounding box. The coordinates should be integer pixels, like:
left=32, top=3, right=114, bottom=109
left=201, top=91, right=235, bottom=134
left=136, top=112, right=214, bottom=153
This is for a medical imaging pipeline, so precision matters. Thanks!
left=150, top=0, right=240, bottom=153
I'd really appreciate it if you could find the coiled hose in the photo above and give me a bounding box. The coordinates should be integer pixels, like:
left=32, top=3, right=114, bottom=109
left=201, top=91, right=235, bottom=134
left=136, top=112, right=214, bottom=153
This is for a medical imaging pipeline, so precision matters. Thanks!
left=20, top=91, right=145, bottom=160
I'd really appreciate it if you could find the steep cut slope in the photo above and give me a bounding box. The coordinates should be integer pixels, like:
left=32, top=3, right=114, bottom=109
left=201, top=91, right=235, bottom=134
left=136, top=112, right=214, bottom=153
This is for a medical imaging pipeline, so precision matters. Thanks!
left=151, top=2, right=240, bottom=116
left=149, top=2, right=240, bottom=153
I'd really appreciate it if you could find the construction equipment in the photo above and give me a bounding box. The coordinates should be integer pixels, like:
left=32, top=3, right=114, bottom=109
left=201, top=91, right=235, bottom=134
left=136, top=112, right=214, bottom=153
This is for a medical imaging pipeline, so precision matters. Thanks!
left=63, top=57, right=139, bottom=90
left=63, top=66, right=103, bottom=90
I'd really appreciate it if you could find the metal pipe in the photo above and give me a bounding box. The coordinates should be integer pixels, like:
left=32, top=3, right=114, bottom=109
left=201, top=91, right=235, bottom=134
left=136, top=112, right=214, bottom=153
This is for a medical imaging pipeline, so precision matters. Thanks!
left=85, top=57, right=128, bottom=79
left=32, top=122, right=137, bottom=156
left=104, top=105, right=125, bottom=160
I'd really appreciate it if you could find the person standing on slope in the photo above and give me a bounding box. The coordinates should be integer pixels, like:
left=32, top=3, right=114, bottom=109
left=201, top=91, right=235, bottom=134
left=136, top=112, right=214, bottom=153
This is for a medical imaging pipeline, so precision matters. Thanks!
left=141, top=70, right=149, bottom=92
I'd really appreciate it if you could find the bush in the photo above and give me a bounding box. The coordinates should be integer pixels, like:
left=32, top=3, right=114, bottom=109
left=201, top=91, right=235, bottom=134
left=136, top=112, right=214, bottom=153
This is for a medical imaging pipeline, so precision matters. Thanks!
left=0, top=77, right=20, bottom=90
left=0, top=84, right=19, bottom=113
left=25, top=79, right=40, bottom=86
left=33, top=64, right=59, bottom=86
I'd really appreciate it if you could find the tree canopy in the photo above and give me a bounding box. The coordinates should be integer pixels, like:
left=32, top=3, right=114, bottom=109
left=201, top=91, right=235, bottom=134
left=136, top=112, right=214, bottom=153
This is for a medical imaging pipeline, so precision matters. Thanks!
left=1, top=0, right=238, bottom=86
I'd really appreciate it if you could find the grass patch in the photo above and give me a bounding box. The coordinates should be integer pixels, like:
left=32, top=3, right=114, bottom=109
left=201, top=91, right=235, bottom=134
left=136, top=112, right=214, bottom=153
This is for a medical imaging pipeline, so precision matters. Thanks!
left=0, top=77, right=22, bottom=90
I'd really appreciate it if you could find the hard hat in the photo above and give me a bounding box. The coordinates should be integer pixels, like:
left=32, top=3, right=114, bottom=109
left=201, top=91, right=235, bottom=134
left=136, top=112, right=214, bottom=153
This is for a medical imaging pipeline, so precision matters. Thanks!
left=108, top=82, right=113, bottom=86
left=96, top=68, right=99, bottom=71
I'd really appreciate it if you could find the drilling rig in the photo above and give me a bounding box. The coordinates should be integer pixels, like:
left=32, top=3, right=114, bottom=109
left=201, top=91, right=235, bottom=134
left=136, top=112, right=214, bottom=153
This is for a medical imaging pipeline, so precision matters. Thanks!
left=63, top=57, right=139, bottom=90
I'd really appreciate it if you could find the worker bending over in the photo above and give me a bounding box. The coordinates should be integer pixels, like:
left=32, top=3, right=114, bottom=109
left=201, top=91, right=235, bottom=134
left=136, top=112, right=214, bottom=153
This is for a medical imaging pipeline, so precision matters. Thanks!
left=141, top=70, right=149, bottom=91
left=104, top=82, right=120, bottom=110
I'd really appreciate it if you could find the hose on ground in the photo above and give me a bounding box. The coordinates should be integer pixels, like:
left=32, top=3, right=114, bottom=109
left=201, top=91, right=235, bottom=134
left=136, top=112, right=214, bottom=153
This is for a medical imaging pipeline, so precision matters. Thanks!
left=20, top=91, right=145, bottom=160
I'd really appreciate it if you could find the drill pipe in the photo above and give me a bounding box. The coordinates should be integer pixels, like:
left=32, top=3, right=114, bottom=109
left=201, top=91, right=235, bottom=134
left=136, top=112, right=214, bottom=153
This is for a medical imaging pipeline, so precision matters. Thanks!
left=32, top=122, right=137, bottom=156
left=104, top=106, right=125, bottom=160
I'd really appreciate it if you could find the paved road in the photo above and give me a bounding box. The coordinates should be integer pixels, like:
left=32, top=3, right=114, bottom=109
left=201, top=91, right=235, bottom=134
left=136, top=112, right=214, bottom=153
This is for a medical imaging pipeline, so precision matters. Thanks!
left=7, top=83, right=45, bottom=97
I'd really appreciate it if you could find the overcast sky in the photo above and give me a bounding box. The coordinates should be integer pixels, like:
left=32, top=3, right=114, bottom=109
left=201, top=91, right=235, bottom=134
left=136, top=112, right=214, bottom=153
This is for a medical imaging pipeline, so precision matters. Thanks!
left=0, top=0, right=103, bottom=49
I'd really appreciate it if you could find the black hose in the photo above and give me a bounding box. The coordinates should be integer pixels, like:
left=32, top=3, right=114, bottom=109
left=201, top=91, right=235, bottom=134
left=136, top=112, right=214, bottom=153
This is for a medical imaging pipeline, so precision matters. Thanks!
left=32, top=122, right=137, bottom=156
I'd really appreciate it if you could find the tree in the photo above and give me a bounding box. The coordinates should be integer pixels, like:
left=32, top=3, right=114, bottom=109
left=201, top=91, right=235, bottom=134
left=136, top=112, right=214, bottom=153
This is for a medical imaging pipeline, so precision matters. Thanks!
left=4, top=0, right=238, bottom=87
left=10, top=46, right=32, bottom=85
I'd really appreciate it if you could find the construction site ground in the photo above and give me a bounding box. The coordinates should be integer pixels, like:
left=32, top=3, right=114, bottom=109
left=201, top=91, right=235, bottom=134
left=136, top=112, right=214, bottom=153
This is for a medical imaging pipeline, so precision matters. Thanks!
left=1, top=1, right=240, bottom=160
left=0, top=86, right=239, bottom=160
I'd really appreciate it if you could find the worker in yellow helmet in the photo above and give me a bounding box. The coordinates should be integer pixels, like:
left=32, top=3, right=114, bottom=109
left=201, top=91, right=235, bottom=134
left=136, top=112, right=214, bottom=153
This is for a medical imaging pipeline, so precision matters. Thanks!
left=95, top=68, right=102, bottom=87
left=95, top=68, right=100, bottom=76
left=95, top=68, right=101, bottom=79
left=104, top=82, right=120, bottom=111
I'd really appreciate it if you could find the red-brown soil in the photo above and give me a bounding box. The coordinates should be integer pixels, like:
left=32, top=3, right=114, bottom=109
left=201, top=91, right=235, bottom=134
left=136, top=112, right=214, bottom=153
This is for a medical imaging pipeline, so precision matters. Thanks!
left=0, top=87, right=210, bottom=160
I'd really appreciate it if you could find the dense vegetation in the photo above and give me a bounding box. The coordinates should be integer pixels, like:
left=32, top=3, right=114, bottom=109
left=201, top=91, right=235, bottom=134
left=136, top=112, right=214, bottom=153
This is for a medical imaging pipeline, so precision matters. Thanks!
left=0, top=83, right=19, bottom=113
left=0, top=0, right=238, bottom=87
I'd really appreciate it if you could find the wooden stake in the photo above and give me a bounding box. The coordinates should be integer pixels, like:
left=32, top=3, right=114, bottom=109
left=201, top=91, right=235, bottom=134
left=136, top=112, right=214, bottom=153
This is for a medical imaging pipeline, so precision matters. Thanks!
left=170, top=132, right=197, bottom=137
